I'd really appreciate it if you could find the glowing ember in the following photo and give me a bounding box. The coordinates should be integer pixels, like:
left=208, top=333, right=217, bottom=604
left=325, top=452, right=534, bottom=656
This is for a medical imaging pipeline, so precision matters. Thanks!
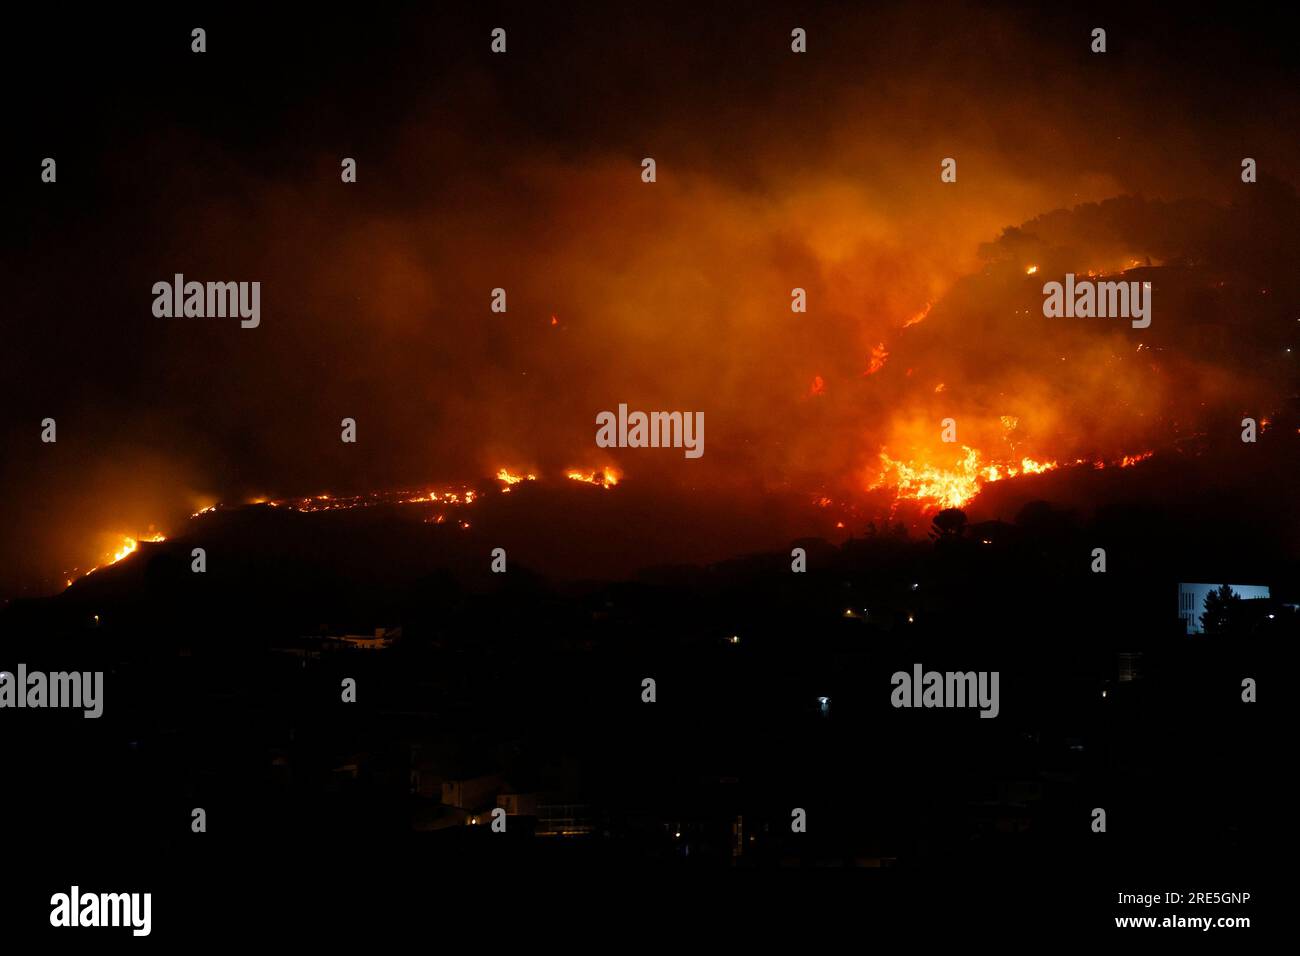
left=1026, top=264, right=1038, bottom=275
left=566, top=467, right=621, bottom=489
left=809, top=374, right=826, bottom=396
left=1117, top=451, right=1154, bottom=467
left=865, top=343, right=889, bottom=376
left=235, top=484, right=486, bottom=511
left=903, top=302, right=931, bottom=328
left=184, top=469, right=623, bottom=527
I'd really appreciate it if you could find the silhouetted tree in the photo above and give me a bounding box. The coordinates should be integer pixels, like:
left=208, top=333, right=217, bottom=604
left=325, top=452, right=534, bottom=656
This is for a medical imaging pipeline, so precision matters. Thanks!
left=1201, top=584, right=1243, bottom=635
left=930, top=508, right=968, bottom=541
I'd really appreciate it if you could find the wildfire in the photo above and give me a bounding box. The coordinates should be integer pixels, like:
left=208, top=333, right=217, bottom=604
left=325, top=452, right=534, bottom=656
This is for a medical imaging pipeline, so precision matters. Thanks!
left=871, top=446, right=1059, bottom=510
left=109, top=533, right=165, bottom=563
left=865, top=342, right=889, bottom=376
left=809, top=374, right=826, bottom=396
left=1117, top=451, right=1154, bottom=467
left=110, top=537, right=141, bottom=564
left=566, top=467, right=621, bottom=489
left=870, top=440, right=1163, bottom=510
left=496, top=468, right=537, bottom=486
left=903, top=302, right=932, bottom=328
left=76, top=533, right=167, bottom=581
left=1018, top=457, right=1055, bottom=475
left=185, top=468, right=625, bottom=524
left=1026, top=264, right=1038, bottom=275
left=71, top=467, right=638, bottom=591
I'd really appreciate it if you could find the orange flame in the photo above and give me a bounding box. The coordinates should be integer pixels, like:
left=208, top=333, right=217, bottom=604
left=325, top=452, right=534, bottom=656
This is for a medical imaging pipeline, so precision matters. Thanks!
left=871, top=446, right=1058, bottom=510
left=903, top=302, right=931, bottom=328
left=865, top=343, right=889, bottom=376
left=566, top=467, right=621, bottom=489
left=496, top=468, right=537, bottom=485
left=79, top=533, right=167, bottom=579
left=1118, top=451, right=1154, bottom=467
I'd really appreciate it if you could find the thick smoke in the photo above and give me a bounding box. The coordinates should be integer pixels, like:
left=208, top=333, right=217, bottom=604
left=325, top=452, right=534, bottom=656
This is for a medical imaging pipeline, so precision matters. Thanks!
left=2, top=4, right=1298, bottom=593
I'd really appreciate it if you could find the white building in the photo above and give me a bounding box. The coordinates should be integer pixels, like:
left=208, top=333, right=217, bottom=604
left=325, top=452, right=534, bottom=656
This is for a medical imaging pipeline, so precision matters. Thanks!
left=1177, top=583, right=1270, bottom=634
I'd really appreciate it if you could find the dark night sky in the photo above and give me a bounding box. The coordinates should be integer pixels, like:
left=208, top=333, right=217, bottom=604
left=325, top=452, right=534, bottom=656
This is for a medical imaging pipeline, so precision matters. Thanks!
left=3, top=2, right=1299, bottom=592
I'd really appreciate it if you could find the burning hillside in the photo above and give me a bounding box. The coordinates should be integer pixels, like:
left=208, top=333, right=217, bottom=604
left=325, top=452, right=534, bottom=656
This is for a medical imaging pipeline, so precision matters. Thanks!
left=3, top=5, right=1299, bottom=599
left=55, top=469, right=633, bottom=591
left=868, top=447, right=1160, bottom=512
